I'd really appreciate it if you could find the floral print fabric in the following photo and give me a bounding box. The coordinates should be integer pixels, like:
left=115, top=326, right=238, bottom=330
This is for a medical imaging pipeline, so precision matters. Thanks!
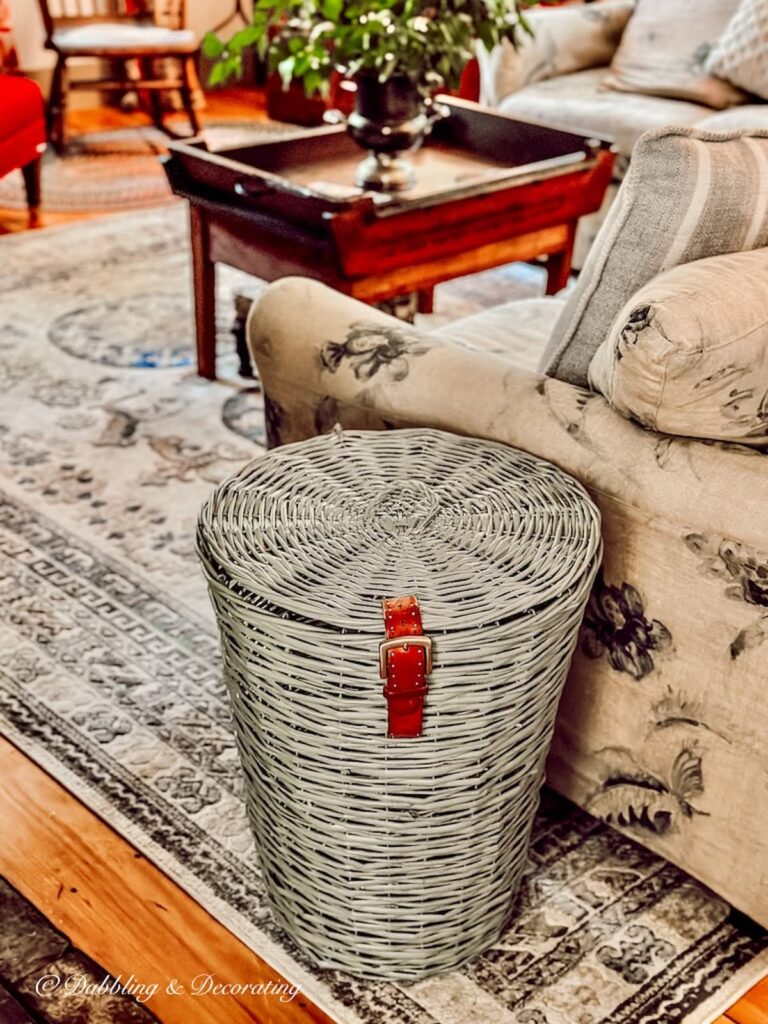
left=581, top=575, right=672, bottom=679
left=588, top=247, right=768, bottom=445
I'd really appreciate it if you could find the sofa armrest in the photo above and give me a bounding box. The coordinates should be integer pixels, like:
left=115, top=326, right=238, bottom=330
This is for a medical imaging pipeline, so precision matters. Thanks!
left=248, top=276, right=768, bottom=548
left=478, top=0, right=635, bottom=107
left=249, top=277, right=768, bottom=932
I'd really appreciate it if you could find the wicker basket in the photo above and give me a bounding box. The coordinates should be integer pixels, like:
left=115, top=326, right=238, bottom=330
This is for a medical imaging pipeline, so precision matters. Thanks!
left=197, top=428, right=601, bottom=980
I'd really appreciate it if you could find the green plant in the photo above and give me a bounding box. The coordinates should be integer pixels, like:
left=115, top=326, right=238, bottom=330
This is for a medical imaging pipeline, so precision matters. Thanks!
left=203, top=0, right=534, bottom=98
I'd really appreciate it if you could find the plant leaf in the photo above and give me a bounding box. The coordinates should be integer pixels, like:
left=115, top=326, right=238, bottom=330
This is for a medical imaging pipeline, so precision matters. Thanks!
left=201, top=31, right=225, bottom=59
left=322, top=0, right=343, bottom=20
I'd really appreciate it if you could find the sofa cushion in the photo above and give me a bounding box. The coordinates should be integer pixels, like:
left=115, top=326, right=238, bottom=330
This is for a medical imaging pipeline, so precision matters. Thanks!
left=478, top=0, right=634, bottom=108
left=498, top=68, right=711, bottom=158
left=52, top=23, right=197, bottom=54
left=588, top=248, right=768, bottom=444
left=603, top=0, right=745, bottom=109
left=706, top=0, right=768, bottom=101
left=696, top=104, right=768, bottom=131
left=541, top=126, right=768, bottom=388
left=431, top=297, right=565, bottom=374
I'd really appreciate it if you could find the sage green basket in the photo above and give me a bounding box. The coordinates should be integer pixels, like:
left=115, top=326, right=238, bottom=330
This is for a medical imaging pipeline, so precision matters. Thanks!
left=197, top=428, right=601, bottom=980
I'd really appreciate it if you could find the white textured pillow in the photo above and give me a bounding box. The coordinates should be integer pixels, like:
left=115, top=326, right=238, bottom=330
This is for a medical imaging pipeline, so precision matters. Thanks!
left=588, top=248, right=768, bottom=444
left=602, top=0, right=746, bottom=109
left=706, top=0, right=768, bottom=101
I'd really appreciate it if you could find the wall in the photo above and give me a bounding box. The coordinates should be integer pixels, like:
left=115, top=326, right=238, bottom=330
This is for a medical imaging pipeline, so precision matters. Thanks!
left=8, top=1, right=48, bottom=70
left=8, top=0, right=233, bottom=70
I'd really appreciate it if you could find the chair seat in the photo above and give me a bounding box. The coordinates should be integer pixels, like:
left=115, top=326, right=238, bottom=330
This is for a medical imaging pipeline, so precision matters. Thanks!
left=52, top=23, right=198, bottom=55
left=696, top=104, right=768, bottom=132
left=430, top=297, right=566, bottom=374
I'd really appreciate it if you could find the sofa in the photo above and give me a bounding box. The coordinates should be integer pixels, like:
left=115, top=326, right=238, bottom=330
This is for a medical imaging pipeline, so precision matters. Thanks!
left=0, top=75, right=45, bottom=222
left=476, top=0, right=768, bottom=263
left=244, top=124, right=768, bottom=928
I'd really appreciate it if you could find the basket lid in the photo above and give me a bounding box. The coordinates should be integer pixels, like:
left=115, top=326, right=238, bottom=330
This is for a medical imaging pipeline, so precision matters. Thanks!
left=197, top=429, right=601, bottom=633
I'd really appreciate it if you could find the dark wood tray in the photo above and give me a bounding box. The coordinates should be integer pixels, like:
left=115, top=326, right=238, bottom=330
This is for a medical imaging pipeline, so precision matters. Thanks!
left=164, top=98, right=611, bottom=227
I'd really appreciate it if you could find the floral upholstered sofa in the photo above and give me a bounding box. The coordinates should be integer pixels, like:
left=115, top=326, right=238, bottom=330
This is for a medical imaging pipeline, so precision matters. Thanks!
left=477, top=0, right=768, bottom=262
left=245, top=125, right=768, bottom=928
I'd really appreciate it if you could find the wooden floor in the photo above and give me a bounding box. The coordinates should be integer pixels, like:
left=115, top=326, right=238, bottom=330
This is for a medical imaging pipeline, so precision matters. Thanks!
left=1, top=90, right=767, bottom=1024
left=0, top=738, right=332, bottom=1024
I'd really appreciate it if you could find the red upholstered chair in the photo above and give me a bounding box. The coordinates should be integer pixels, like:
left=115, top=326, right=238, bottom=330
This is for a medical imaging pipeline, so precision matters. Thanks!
left=0, top=75, right=46, bottom=223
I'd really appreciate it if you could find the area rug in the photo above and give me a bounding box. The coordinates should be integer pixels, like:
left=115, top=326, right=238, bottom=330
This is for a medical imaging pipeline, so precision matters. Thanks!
left=0, top=119, right=295, bottom=213
left=0, top=206, right=766, bottom=1024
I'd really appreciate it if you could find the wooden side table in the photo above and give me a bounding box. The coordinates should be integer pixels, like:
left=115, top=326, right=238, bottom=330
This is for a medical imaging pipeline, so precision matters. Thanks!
left=166, top=100, right=615, bottom=379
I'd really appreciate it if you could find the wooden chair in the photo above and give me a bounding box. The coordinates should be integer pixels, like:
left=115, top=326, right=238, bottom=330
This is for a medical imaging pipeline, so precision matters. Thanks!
left=38, top=0, right=201, bottom=152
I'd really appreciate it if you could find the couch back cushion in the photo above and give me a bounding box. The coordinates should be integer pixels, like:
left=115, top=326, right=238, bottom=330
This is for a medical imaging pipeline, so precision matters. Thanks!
left=706, top=0, right=768, bottom=102
left=602, top=0, right=745, bottom=109
left=588, top=247, right=768, bottom=444
left=478, top=0, right=635, bottom=107
left=540, top=126, right=768, bottom=388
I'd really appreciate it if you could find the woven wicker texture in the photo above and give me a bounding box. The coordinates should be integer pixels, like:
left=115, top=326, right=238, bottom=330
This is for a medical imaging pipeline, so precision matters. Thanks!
left=197, top=428, right=602, bottom=980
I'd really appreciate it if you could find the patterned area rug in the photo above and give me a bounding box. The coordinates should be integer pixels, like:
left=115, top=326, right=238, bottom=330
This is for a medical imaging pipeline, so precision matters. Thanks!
left=0, top=120, right=294, bottom=213
left=0, top=207, right=766, bottom=1024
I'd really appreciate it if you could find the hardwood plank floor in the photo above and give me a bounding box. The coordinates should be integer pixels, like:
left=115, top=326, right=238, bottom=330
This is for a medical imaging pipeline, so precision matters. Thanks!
left=1, top=88, right=767, bottom=1024
left=0, top=738, right=333, bottom=1024
left=726, top=977, right=768, bottom=1024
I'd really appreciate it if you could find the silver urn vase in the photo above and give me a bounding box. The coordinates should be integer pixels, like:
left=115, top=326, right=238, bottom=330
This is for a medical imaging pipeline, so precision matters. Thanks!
left=345, top=72, right=447, bottom=192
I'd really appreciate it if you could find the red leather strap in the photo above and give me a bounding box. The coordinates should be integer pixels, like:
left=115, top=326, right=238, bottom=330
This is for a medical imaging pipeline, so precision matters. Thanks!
left=381, top=596, right=431, bottom=738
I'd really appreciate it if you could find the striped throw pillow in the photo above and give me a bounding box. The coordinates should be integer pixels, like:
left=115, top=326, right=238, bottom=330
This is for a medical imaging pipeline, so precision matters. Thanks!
left=541, top=126, right=768, bottom=388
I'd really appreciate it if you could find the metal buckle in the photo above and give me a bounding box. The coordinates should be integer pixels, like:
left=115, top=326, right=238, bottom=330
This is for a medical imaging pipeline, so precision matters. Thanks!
left=379, top=636, right=433, bottom=679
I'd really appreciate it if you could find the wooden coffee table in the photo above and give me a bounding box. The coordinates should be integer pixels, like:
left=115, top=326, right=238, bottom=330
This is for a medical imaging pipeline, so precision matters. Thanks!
left=164, top=98, right=615, bottom=379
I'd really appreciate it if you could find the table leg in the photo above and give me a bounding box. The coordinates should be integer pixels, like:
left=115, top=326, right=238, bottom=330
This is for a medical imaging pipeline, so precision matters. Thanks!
left=417, top=287, right=435, bottom=314
left=545, top=223, right=577, bottom=296
left=21, top=158, right=41, bottom=226
left=374, top=293, right=419, bottom=323
left=233, top=295, right=256, bottom=379
left=189, top=205, right=217, bottom=380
